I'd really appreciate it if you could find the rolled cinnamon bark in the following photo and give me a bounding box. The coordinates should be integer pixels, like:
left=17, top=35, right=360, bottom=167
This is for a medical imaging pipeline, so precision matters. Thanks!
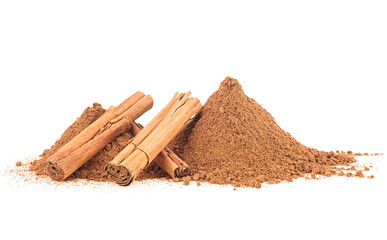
left=163, top=148, right=190, bottom=178
left=105, top=93, right=183, bottom=168
left=105, top=122, right=190, bottom=180
left=46, top=91, right=145, bottom=164
left=47, top=94, right=153, bottom=181
left=106, top=93, right=201, bottom=186
left=47, top=117, right=132, bottom=181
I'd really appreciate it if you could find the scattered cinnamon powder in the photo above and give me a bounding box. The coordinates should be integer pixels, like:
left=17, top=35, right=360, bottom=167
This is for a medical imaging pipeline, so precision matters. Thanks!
left=355, top=170, right=364, bottom=178
left=16, top=161, right=22, bottom=167
left=169, top=77, right=361, bottom=188
left=354, top=152, right=382, bottom=156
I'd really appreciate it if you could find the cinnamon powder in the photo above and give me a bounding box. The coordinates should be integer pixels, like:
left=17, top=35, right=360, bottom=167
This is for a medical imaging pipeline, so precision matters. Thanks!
left=169, top=77, right=358, bottom=188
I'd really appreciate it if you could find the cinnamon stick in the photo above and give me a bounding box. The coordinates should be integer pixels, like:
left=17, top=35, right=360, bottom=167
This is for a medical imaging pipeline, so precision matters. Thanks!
left=131, top=122, right=190, bottom=178
left=104, top=92, right=183, bottom=169
left=106, top=92, right=201, bottom=186
left=163, top=148, right=190, bottom=178
left=46, top=91, right=145, bottom=164
left=47, top=94, right=153, bottom=180
left=105, top=122, right=189, bottom=182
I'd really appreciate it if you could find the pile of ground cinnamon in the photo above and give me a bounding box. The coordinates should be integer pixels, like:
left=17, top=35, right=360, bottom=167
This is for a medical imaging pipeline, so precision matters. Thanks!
left=169, top=77, right=359, bottom=188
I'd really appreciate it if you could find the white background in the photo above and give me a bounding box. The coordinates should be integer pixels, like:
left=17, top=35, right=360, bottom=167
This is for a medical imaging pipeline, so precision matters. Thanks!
left=0, top=1, right=386, bottom=239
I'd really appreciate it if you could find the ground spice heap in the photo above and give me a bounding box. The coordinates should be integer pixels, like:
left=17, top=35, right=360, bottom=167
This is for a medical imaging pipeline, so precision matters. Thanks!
left=30, top=103, right=167, bottom=182
left=169, top=77, right=358, bottom=188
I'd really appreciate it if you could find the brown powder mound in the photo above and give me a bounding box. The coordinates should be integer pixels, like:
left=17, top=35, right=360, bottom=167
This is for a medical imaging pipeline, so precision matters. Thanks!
left=169, top=77, right=358, bottom=188
left=29, top=103, right=167, bottom=182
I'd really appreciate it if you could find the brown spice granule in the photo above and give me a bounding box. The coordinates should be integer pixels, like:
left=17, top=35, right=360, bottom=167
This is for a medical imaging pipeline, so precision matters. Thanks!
left=183, top=176, right=191, bottom=185
left=172, top=178, right=179, bottom=182
left=192, top=173, right=199, bottom=181
left=355, top=170, right=364, bottom=178
left=16, top=161, right=22, bottom=167
left=170, top=77, right=359, bottom=188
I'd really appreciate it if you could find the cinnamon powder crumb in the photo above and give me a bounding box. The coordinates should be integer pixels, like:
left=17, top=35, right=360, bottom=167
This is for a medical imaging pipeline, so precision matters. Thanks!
left=192, top=173, right=200, bottom=181
left=355, top=170, right=364, bottom=178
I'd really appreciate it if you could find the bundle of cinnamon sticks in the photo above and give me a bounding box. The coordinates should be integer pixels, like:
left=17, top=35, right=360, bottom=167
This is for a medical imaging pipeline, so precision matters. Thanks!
left=105, top=92, right=201, bottom=186
left=129, top=122, right=190, bottom=178
left=45, top=91, right=200, bottom=185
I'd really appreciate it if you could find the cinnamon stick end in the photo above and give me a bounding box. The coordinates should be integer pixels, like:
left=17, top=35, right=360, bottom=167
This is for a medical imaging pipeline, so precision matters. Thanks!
left=46, top=161, right=65, bottom=181
left=174, top=167, right=190, bottom=178
left=104, top=162, right=118, bottom=176
left=105, top=165, right=134, bottom=186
